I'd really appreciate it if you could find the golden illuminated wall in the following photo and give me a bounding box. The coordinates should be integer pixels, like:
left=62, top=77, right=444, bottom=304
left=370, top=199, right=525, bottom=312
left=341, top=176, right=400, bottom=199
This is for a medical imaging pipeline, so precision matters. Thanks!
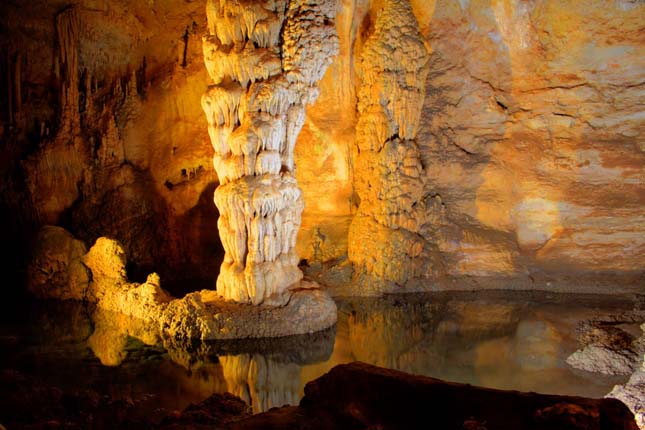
left=346, top=0, right=436, bottom=290
left=414, top=0, right=645, bottom=276
left=303, top=0, right=645, bottom=284
left=7, top=0, right=643, bottom=290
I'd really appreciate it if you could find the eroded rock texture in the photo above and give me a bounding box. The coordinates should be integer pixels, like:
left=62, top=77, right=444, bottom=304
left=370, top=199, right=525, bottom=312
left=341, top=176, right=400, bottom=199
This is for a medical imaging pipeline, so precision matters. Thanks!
left=414, top=0, right=645, bottom=281
left=26, top=225, right=89, bottom=300
left=27, top=227, right=337, bottom=339
left=347, top=0, right=435, bottom=290
left=609, top=353, right=645, bottom=430
left=2, top=0, right=644, bottom=296
left=308, top=0, right=645, bottom=291
left=201, top=0, right=339, bottom=305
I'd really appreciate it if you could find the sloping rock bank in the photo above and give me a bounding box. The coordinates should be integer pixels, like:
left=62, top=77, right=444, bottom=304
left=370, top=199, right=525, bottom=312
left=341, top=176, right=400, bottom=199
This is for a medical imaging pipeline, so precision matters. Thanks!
left=565, top=314, right=645, bottom=429
left=610, top=357, right=645, bottom=430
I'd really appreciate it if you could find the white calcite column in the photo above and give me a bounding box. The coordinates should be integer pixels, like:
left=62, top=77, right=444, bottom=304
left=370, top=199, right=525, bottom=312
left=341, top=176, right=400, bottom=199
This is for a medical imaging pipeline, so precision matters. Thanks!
left=202, top=0, right=338, bottom=305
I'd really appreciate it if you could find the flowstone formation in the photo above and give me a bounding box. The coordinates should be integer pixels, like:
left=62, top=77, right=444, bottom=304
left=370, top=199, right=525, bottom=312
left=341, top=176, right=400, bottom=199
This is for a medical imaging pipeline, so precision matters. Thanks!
left=201, top=0, right=339, bottom=305
left=28, top=227, right=337, bottom=339
left=347, top=0, right=437, bottom=292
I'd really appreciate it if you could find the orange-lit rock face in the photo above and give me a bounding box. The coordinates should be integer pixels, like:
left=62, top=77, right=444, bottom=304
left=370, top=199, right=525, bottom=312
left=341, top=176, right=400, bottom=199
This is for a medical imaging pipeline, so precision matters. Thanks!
left=307, top=0, right=645, bottom=285
left=347, top=0, right=437, bottom=289
left=5, top=1, right=221, bottom=288
left=414, top=0, right=645, bottom=277
left=201, top=0, right=339, bottom=305
left=4, top=0, right=644, bottom=294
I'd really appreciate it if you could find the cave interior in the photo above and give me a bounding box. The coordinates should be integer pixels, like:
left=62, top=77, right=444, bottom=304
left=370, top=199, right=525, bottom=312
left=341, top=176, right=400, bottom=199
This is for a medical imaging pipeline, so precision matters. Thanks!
left=0, top=0, right=644, bottom=429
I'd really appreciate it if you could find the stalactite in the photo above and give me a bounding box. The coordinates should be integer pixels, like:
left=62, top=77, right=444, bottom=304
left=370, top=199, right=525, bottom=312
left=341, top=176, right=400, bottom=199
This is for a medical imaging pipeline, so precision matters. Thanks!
left=55, top=6, right=81, bottom=136
left=6, top=48, right=13, bottom=126
left=82, top=68, right=94, bottom=120
left=13, top=51, right=21, bottom=116
left=202, top=0, right=339, bottom=305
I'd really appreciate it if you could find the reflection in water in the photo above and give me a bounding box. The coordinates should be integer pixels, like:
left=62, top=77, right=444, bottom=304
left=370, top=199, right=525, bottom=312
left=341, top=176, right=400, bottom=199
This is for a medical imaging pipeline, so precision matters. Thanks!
left=88, top=308, right=160, bottom=366
left=220, top=355, right=300, bottom=412
left=324, top=292, right=631, bottom=397
left=0, top=292, right=635, bottom=415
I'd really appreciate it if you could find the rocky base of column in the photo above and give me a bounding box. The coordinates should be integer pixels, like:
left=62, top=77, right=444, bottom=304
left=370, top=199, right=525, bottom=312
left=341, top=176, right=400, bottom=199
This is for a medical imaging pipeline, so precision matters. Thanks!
left=163, top=282, right=337, bottom=340
left=27, top=227, right=337, bottom=340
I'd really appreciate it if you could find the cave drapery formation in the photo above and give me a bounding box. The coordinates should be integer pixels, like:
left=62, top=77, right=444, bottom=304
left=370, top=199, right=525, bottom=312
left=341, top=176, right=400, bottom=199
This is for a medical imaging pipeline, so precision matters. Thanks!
left=201, top=0, right=339, bottom=305
left=348, top=0, right=436, bottom=290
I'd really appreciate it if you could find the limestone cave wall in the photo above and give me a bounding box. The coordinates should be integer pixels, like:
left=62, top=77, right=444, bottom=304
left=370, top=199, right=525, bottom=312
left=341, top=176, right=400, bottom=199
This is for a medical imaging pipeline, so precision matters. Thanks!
left=303, top=0, right=645, bottom=290
left=1, top=0, right=643, bottom=295
left=1, top=0, right=220, bottom=294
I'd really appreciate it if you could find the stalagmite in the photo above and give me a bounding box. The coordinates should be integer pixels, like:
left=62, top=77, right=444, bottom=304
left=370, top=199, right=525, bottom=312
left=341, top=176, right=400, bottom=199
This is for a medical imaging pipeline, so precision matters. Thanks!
left=202, top=0, right=339, bottom=305
left=347, top=0, right=436, bottom=290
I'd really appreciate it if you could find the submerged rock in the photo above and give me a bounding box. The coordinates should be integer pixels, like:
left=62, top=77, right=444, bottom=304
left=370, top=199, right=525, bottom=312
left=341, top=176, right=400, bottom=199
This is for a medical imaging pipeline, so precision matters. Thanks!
left=567, top=345, right=639, bottom=376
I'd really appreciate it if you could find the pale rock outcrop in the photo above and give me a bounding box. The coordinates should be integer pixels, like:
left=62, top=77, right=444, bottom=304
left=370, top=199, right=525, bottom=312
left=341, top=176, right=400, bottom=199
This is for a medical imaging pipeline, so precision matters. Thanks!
left=26, top=225, right=89, bottom=300
left=566, top=320, right=645, bottom=428
left=347, top=0, right=437, bottom=291
left=28, top=227, right=337, bottom=340
left=566, top=321, right=645, bottom=376
left=202, top=0, right=339, bottom=305
left=160, top=286, right=338, bottom=340
left=608, top=352, right=645, bottom=430
left=607, top=324, right=645, bottom=429
left=82, top=237, right=172, bottom=322
left=567, top=346, right=638, bottom=376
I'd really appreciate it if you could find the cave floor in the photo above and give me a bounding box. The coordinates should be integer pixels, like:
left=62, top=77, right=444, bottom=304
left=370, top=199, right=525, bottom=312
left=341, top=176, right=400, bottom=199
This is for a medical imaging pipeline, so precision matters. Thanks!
left=0, top=289, right=641, bottom=421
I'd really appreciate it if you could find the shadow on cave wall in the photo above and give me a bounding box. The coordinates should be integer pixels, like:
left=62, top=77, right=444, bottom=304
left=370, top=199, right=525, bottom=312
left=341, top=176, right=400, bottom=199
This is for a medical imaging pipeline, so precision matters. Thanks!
left=67, top=169, right=224, bottom=298
left=162, top=181, right=225, bottom=297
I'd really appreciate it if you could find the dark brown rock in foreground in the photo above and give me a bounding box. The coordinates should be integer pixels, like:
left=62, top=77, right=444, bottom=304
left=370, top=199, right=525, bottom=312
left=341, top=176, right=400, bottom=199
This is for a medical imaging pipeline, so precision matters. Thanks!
left=230, top=362, right=638, bottom=430
left=1, top=363, right=638, bottom=429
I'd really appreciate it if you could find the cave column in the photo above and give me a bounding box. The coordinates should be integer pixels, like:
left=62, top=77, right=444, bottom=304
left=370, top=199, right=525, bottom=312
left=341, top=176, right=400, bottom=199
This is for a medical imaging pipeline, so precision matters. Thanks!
left=347, top=0, right=435, bottom=289
left=201, top=0, right=338, bottom=305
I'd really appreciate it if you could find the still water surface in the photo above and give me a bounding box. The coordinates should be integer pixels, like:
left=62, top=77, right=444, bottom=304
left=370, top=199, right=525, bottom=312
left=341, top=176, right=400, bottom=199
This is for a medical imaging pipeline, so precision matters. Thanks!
left=0, top=291, right=634, bottom=414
